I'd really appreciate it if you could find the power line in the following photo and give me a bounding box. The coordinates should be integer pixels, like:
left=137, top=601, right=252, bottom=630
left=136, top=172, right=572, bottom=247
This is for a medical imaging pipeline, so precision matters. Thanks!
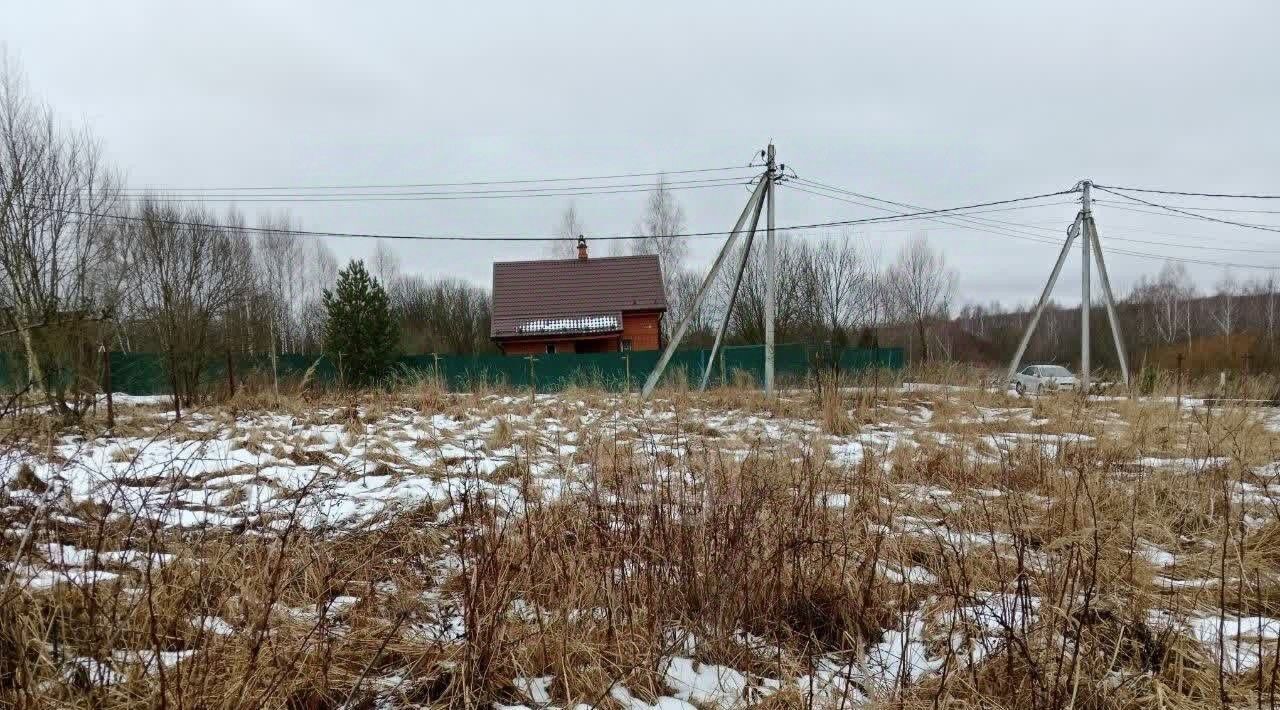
left=101, top=165, right=757, bottom=194
left=1093, top=184, right=1280, bottom=200
left=783, top=184, right=1076, bottom=223
left=1088, top=220, right=1280, bottom=249
left=1093, top=199, right=1280, bottom=216
left=1093, top=186, right=1280, bottom=234
left=107, top=177, right=756, bottom=203
left=785, top=179, right=1074, bottom=249
left=35, top=188, right=1083, bottom=243
left=790, top=177, right=1280, bottom=271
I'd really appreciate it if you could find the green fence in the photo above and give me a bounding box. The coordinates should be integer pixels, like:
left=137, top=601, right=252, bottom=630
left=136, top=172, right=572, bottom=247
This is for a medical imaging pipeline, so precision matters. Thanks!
left=1, top=345, right=903, bottom=396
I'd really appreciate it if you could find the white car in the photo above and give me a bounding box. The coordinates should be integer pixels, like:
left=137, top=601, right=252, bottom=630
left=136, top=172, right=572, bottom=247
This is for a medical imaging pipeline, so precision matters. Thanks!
left=1012, top=364, right=1078, bottom=395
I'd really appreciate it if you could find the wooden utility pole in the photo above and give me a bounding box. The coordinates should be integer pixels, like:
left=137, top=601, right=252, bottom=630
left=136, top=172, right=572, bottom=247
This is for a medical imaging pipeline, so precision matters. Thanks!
left=100, top=345, right=114, bottom=429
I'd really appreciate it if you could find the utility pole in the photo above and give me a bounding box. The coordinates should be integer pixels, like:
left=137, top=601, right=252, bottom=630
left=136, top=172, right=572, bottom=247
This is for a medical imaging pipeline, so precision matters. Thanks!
left=764, top=144, right=777, bottom=397
left=1080, top=180, right=1092, bottom=395
left=1005, top=180, right=1129, bottom=397
left=699, top=179, right=766, bottom=391
left=1088, top=210, right=1130, bottom=387
left=642, top=143, right=785, bottom=400
left=642, top=174, right=769, bottom=399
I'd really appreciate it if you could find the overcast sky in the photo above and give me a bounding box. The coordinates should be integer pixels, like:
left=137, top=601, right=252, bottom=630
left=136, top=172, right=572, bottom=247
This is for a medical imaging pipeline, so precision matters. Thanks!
left=7, top=1, right=1279, bottom=308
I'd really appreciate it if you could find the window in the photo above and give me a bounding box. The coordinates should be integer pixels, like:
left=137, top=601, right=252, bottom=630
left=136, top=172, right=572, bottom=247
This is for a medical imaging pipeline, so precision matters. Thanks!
left=1020, top=366, right=1035, bottom=376
left=545, top=344, right=556, bottom=354
left=621, top=339, right=633, bottom=351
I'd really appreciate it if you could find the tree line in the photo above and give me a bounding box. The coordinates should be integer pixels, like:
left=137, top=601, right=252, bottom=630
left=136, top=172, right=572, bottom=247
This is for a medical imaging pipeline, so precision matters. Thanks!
left=956, top=261, right=1280, bottom=375
left=5, top=55, right=1276, bottom=418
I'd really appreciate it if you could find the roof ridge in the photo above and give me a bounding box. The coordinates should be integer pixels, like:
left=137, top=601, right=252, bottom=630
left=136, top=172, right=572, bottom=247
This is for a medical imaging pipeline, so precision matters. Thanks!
left=494, top=253, right=660, bottom=267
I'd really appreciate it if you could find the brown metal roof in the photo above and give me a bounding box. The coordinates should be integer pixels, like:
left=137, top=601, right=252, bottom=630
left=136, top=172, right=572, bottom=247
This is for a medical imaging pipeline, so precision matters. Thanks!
left=490, top=254, right=666, bottom=338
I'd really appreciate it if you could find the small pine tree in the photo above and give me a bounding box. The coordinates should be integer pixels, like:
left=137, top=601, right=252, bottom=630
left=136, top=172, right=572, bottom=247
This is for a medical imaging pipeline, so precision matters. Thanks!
left=323, top=260, right=399, bottom=387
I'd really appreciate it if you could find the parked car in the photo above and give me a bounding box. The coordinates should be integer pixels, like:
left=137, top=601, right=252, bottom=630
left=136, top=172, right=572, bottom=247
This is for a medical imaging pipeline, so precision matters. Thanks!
left=1011, top=364, right=1078, bottom=395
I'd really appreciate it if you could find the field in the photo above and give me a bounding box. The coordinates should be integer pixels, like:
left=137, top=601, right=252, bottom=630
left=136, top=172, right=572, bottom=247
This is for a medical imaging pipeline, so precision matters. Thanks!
left=2, top=379, right=1280, bottom=709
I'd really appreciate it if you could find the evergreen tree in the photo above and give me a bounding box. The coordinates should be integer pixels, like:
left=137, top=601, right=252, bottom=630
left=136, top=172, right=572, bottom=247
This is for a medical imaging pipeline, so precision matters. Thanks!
left=322, top=260, right=398, bottom=387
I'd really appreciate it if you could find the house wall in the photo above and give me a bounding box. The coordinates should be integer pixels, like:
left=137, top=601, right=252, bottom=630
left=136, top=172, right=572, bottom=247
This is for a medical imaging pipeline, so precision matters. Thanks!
left=500, top=339, right=581, bottom=356
left=622, top=311, right=662, bottom=351
left=495, top=311, right=664, bottom=355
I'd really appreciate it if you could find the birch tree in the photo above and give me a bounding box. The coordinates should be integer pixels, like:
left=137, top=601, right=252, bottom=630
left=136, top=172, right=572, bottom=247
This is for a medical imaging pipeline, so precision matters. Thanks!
left=547, top=202, right=585, bottom=258
left=885, top=236, right=957, bottom=362
left=632, top=176, right=688, bottom=291
left=0, top=55, right=122, bottom=413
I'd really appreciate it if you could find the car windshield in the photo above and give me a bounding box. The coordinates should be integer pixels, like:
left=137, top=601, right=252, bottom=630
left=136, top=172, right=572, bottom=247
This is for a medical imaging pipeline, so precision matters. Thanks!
left=1041, top=366, right=1072, bottom=377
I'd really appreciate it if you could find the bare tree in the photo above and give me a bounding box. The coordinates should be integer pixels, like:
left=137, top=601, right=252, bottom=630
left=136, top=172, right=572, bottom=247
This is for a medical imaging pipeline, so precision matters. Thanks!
left=295, top=237, right=338, bottom=352
left=0, top=54, right=122, bottom=414
left=390, top=275, right=492, bottom=354
left=666, top=267, right=714, bottom=347
left=254, top=215, right=308, bottom=398
left=885, top=235, right=957, bottom=362
left=725, top=234, right=813, bottom=344
left=371, top=239, right=400, bottom=287
left=1210, top=268, right=1238, bottom=337
left=546, top=201, right=585, bottom=258
left=125, top=201, right=254, bottom=414
left=1243, top=274, right=1277, bottom=343
left=807, top=232, right=869, bottom=346
left=631, top=176, right=688, bottom=295
left=1128, top=261, right=1196, bottom=345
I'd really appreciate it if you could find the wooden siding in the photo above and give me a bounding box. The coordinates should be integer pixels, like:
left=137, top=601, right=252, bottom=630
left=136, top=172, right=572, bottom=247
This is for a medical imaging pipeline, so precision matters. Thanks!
left=495, top=311, right=663, bottom=355
left=622, top=311, right=662, bottom=351
left=500, top=339, right=580, bottom=356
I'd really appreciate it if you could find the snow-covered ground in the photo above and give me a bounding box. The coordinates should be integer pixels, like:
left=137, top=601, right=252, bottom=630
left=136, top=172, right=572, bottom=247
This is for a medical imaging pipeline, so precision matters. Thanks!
left=2, top=388, right=1278, bottom=708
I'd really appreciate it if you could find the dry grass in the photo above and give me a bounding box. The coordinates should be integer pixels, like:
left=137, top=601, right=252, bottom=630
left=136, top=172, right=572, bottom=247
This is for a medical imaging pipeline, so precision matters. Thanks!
left=2, top=372, right=1280, bottom=708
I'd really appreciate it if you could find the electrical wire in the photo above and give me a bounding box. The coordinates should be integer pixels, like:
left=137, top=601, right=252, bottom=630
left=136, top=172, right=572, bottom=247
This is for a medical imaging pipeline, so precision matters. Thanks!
left=33, top=188, right=1083, bottom=243
left=1093, top=186, right=1280, bottom=234
left=1093, top=184, right=1280, bottom=200
left=799, top=178, right=1280, bottom=251
left=103, top=164, right=757, bottom=194
left=1092, top=199, right=1280, bottom=216
left=785, top=179, right=1073, bottom=249
left=108, top=177, right=755, bottom=203
left=788, top=177, right=1280, bottom=271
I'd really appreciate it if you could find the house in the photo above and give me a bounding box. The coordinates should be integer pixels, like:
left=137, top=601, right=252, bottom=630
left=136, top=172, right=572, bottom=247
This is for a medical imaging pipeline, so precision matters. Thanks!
left=490, top=237, right=666, bottom=355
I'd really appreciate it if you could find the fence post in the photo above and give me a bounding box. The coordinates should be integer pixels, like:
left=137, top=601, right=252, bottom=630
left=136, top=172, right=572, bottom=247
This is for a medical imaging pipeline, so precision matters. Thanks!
left=433, top=353, right=442, bottom=389
left=624, top=353, right=630, bottom=393
left=526, top=355, right=537, bottom=402
left=1175, top=352, right=1183, bottom=411
left=226, top=350, right=236, bottom=399
left=100, top=345, right=114, bottom=429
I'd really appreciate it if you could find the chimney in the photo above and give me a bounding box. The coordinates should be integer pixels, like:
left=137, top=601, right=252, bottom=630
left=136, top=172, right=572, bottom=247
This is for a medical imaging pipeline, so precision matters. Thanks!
left=576, top=234, right=588, bottom=260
